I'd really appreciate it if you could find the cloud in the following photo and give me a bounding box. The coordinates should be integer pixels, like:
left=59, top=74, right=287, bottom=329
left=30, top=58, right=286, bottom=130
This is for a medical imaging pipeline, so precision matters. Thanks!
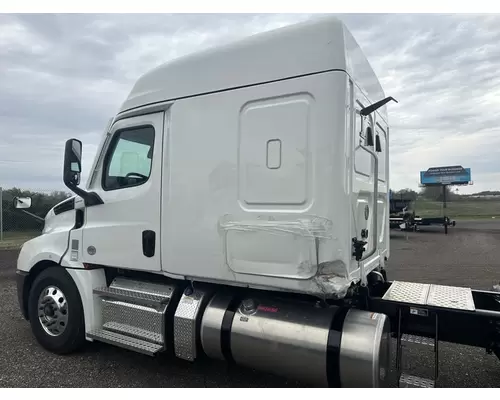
left=0, top=13, right=499, bottom=194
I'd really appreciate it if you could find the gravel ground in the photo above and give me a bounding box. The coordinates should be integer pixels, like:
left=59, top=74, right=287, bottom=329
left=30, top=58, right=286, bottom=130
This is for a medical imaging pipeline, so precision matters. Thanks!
left=1, top=220, right=500, bottom=387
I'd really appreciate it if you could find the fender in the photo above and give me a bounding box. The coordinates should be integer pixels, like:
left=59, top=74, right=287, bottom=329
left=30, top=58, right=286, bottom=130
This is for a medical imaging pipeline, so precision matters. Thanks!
left=17, top=232, right=106, bottom=333
left=17, top=208, right=85, bottom=273
left=16, top=225, right=88, bottom=321
left=66, top=268, right=107, bottom=334
left=17, top=234, right=69, bottom=273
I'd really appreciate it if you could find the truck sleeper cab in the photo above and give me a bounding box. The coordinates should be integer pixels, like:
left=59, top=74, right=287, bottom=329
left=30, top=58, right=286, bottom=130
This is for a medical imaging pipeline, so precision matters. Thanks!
left=15, top=16, right=395, bottom=387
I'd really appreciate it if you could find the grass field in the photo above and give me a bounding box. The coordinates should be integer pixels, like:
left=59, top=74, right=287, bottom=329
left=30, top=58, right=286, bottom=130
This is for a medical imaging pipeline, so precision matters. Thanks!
left=0, top=231, right=39, bottom=250
left=414, top=199, right=500, bottom=219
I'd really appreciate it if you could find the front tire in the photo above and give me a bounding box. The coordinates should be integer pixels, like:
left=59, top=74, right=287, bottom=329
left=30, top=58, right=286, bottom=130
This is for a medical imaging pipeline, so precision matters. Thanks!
left=28, top=266, right=86, bottom=354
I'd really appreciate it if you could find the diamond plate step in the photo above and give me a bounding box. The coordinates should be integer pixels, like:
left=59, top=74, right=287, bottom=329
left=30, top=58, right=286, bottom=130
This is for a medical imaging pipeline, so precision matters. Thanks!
left=94, top=286, right=170, bottom=307
left=174, top=288, right=211, bottom=361
left=382, top=281, right=475, bottom=311
left=103, top=321, right=163, bottom=345
left=88, top=329, right=163, bottom=356
left=111, top=276, right=175, bottom=298
left=383, top=281, right=430, bottom=305
left=399, top=373, right=435, bottom=388
left=100, top=298, right=167, bottom=348
left=401, top=334, right=435, bottom=348
left=427, top=284, right=475, bottom=311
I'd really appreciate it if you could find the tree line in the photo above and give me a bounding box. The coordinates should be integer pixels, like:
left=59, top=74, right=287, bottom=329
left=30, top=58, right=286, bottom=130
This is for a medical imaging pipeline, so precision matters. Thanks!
left=391, top=186, right=498, bottom=202
left=1, top=187, right=71, bottom=232
left=1, top=185, right=496, bottom=233
left=391, top=187, right=458, bottom=201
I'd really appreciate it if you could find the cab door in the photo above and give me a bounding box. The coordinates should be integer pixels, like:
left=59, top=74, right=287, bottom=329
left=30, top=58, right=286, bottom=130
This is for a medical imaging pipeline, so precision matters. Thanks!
left=81, top=112, right=164, bottom=271
left=352, top=96, right=378, bottom=260
left=375, top=122, right=389, bottom=259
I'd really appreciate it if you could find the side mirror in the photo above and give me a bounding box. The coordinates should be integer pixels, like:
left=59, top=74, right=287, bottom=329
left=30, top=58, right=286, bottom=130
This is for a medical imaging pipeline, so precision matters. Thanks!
left=63, top=139, right=82, bottom=187
left=61, top=138, right=103, bottom=207
left=13, top=197, right=32, bottom=209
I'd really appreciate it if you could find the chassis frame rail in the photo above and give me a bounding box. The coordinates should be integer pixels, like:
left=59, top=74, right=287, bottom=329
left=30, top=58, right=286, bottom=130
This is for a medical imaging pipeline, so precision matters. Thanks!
left=359, top=281, right=500, bottom=355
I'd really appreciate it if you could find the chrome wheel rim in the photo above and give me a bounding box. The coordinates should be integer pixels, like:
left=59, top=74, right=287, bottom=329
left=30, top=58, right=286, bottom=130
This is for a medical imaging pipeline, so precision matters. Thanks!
left=37, top=285, right=69, bottom=337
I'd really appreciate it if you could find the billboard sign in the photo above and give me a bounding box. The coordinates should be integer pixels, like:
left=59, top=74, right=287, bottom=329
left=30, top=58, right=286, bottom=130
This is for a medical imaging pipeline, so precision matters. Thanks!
left=420, top=165, right=471, bottom=186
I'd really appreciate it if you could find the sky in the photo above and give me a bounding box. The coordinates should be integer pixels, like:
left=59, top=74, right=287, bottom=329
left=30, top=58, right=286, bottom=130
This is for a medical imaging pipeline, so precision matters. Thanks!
left=1, top=13, right=499, bottom=194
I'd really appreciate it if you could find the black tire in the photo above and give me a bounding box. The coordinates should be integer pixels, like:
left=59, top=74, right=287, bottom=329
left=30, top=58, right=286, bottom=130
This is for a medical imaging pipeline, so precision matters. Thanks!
left=28, top=266, right=86, bottom=354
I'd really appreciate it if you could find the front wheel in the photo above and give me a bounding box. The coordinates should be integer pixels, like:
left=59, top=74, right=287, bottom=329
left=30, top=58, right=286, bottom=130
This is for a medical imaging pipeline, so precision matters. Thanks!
left=28, top=266, right=86, bottom=354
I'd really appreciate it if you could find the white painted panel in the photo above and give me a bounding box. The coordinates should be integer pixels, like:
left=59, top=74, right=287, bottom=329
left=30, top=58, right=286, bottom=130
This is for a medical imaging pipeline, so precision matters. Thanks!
left=239, top=95, right=312, bottom=206
left=225, top=229, right=317, bottom=279
left=161, top=72, right=352, bottom=295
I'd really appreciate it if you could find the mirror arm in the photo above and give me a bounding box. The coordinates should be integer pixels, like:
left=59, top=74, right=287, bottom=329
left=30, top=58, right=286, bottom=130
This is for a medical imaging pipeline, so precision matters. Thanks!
left=84, top=191, right=104, bottom=206
left=65, top=183, right=103, bottom=207
left=20, top=209, right=44, bottom=222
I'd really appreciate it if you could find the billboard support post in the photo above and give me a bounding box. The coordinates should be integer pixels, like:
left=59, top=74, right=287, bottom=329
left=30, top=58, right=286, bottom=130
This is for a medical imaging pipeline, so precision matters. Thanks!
left=443, top=185, right=446, bottom=211
left=443, top=185, right=448, bottom=234
left=418, top=165, right=472, bottom=235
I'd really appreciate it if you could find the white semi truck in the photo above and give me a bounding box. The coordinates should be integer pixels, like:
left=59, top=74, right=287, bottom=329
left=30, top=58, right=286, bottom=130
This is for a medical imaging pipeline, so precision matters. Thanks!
left=14, top=16, right=500, bottom=388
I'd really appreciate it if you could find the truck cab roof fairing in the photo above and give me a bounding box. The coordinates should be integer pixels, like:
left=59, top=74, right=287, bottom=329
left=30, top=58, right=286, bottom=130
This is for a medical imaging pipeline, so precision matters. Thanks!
left=119, top=16, right=386, bottom=122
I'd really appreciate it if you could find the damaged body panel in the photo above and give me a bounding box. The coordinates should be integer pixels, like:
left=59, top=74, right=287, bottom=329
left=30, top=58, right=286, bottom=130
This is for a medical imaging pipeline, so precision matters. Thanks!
left=218, top=215, right=355, bottom=299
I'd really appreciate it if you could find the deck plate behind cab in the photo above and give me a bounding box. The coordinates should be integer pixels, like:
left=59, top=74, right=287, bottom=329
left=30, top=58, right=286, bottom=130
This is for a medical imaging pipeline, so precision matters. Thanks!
left=382, top=281, right=475, bottom=311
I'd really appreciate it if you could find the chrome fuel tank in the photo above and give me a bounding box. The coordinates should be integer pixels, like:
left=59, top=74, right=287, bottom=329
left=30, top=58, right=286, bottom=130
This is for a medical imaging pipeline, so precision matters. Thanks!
left=230, top=298, right=335, bottom=387
left=200, top=293, right=392, bottom=387
left=339, top=308, right=392, bottom=387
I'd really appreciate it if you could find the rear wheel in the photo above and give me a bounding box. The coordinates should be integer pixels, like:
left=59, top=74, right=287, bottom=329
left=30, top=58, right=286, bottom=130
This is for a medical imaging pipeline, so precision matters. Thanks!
left=28, top=267, right=85, bottom=354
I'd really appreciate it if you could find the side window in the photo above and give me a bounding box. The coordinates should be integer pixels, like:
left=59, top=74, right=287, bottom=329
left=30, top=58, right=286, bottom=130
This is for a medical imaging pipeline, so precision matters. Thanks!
left=102, top=126, right=155, bottom=191
left=355, top=101, right=373, bottom=147
left=376, top=123, right=387, bottom=182
left=355, top=109, right=364, bottom=143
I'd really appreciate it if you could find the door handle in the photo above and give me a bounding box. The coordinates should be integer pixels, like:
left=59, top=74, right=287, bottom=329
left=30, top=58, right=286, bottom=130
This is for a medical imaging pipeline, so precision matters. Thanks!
left=142, top=230, right=156, bottom=257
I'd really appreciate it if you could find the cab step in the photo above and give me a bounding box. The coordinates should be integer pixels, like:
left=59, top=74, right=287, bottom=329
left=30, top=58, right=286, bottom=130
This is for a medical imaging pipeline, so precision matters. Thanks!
left=101, top=298, right=166, bottom=343
left=390, top=285, right=440, bottom=388
left=93, top=285, right=172, bottom=308
left=91, top=277, right=181, bottom=355
left=103, top=321, right=163, bottom=344
left=399, top=373, right=435, bottom=388
left=401, top=334, right=435, bottom=348
left=87, top=329, right=163, bottom=356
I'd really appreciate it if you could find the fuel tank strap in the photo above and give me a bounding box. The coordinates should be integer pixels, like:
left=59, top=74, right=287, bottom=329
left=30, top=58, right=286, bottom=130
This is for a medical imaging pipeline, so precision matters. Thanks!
left=220, top=296, right=241, bottom=364
left=327, top=306, right=349, bottom=387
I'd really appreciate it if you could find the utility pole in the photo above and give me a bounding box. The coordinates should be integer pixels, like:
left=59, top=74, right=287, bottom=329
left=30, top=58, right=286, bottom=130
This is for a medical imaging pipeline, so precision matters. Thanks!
left=0, top=187, right=3, bottom=241
left=443, top=184, right=448, bottom=235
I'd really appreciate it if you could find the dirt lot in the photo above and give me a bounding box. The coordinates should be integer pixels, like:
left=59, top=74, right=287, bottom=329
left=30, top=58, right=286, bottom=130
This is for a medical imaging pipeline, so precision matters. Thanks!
left=1, top=220, right=500, bottom=387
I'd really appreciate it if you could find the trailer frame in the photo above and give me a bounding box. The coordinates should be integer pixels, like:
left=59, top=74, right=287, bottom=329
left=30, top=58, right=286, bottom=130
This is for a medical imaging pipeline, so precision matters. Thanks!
left=344, top=275, right=500, bottom=386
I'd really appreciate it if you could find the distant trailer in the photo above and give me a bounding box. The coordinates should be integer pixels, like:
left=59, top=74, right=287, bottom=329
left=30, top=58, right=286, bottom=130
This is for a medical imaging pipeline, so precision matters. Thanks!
left=390, top=216, right=457, bottom=234
left=389, top=198, right=457, bottom=234
left=414, top=216, right=456, bottom=234
left=389, top=198, right=416, bottom=231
